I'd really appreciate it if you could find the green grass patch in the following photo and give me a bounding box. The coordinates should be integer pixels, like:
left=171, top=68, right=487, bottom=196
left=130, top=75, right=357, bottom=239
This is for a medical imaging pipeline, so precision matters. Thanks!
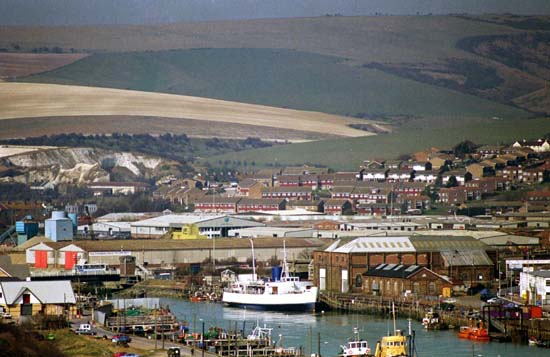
left=20, top=48, right=526, bottom=119
left=203, top=116, right=550, bottom=171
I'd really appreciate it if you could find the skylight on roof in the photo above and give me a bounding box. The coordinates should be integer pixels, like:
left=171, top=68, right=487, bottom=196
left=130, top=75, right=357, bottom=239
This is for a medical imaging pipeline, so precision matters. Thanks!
left=404, top=265, right=418, bottom=272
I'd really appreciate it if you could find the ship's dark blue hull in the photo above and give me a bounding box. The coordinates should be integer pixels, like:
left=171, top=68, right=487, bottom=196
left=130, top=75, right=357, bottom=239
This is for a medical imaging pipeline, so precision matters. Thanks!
left=224, top=302, right=316, bottom=312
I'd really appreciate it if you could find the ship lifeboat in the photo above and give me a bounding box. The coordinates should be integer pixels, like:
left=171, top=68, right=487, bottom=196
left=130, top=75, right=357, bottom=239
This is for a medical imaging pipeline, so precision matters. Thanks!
left=458, top=326, right=471, bottom=339
left=468, top=321, right=490, bottom=342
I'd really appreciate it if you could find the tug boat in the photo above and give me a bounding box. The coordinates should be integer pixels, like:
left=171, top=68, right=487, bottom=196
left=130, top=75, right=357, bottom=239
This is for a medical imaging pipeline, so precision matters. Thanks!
left=373, top=332, right=409, bottom=357
left=339, top=327, right=372, bottom=357
left=373, top=303, right=415, bottom=357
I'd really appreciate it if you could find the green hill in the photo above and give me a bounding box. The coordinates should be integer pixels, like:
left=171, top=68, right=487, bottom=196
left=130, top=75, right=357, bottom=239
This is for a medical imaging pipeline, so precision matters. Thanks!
left=204, top=116, right=550, bottom=171
left=21, top=48, right=526, bottom=120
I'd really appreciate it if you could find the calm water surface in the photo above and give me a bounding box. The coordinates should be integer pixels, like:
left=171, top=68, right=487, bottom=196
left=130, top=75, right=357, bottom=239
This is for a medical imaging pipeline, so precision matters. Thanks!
left=161, top=298, right=547, bottom=357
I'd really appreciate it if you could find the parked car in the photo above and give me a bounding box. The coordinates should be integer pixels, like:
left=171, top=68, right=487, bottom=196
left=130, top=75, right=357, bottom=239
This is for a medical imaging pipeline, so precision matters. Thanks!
left=112, top=334, right=132, bottom=344
left=486, top=297, right=502, bottom=304
left=113, top=353, right=139, bottom=357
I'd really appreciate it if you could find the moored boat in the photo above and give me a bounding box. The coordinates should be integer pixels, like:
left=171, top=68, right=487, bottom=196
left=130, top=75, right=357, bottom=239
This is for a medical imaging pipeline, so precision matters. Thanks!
left=222, top=240, right=318, bottom=311
left=458, top=318, right=475, bottom=339
left=373, top=332, right=408, bottom=357
left=458, top=326, right=472, bottom=339
left=468, top=321, right=489, bottom=342
left=421, top=309, right=441, bottom=330
left=373, top=303, right=415, bottom=357
left=339, top=327, right=372, bottom=357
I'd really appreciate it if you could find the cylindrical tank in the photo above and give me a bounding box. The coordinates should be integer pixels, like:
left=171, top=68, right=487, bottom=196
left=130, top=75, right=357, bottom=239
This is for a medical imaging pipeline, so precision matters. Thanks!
left=271, top=266, right=282, bottom=281
left=52, top=211, right=66, bottom=219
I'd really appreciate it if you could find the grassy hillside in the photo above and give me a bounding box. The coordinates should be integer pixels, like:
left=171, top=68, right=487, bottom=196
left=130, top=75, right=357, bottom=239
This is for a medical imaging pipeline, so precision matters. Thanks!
left=21, top=48, right=527, bottom=119
left=204, top=116, right=550, bottom=171
left=0, top=15, right=523, bottom=62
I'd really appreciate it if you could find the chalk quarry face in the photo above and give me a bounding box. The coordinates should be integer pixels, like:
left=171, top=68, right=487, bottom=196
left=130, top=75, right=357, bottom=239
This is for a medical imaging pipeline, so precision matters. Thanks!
left=0, top=145, right=163, bottom=185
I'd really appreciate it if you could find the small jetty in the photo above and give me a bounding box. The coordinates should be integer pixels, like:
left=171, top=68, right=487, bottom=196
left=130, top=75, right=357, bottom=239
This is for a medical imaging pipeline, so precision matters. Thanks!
left=178, top=325, right=304, bottom=357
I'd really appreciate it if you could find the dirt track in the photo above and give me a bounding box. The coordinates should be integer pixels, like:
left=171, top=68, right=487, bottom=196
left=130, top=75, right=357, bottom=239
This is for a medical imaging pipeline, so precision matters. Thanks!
left=0, top=82, right=373, bottom=138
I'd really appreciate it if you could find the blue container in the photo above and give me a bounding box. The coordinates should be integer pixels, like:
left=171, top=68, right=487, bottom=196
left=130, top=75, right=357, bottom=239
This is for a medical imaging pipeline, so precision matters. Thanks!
left=16, top=221, right=39, bottom=238
left=271, top=266, right=282, bottom=281
left=190, top=264, right=201, bottom=275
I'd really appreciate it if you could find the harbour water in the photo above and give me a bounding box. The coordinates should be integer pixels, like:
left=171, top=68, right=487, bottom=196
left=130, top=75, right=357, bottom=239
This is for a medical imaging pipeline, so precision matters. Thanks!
left=162, top=298, right=548, bottom=357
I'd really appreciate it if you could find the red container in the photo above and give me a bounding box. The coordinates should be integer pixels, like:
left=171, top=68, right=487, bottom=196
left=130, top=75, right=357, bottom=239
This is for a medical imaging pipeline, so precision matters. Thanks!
left=530, top=306, right=543, bottom=319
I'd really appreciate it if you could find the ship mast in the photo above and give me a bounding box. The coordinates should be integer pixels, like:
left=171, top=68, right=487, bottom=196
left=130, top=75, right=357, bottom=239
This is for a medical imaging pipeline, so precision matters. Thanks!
left=250, top=239, right=256, bottom=280
left=282, top=240, right=289, bottom=280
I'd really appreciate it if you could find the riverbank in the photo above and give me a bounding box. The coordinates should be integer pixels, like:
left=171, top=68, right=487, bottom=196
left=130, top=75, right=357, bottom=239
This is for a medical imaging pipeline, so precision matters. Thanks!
left=319, top=292, right=550, bottom=344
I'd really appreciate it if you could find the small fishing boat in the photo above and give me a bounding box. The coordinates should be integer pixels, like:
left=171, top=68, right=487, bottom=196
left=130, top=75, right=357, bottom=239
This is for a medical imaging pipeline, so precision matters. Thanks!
left=421, top=310, right=441, bottom=330
left=339, top=327, right=372, bottom=357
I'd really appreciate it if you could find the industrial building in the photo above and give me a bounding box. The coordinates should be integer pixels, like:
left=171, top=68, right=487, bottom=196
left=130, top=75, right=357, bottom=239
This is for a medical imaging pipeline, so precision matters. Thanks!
left=313, top=235, right=494, bottom=294
left=130, top=214, right=265, bottom=238
left=44, top=211, right=74, bottom=242
left=24, top=237, right=327, bottom=270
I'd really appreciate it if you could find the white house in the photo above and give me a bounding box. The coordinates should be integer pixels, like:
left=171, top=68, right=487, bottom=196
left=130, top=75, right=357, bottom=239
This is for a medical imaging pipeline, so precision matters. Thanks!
left=0, top=280, right=76, bottom=320
left=519, top=270, right=550, bottom=305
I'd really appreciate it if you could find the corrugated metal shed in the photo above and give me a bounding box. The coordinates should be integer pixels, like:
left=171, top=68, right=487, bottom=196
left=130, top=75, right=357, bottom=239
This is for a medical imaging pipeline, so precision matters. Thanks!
left=439, top=250, right=493, bottom=266
left=331, top=237, right=415, bottom=253
left=478, top=234, right=539, bottom=246
left=410, top=235, right=487, bottom=251
left=37, top=237, right=326, bottom=252
left=131, top=213, right=224, bottom=228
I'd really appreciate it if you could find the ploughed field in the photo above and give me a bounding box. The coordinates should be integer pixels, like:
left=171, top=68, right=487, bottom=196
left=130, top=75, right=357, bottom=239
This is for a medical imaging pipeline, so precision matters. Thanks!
left=0, top=52, right=87, bottom=80
left=0, top=82, right=372, bottom=139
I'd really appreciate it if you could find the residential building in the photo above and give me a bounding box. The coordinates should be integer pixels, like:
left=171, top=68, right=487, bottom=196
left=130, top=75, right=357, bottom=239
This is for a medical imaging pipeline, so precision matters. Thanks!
left=194, top=196, right=240, bottom=213
left=236, top=179, right=265, bottom=198
left=513, top=139, right=550, bottom=153
left=324, top=199, right=352, bottom=215
left=236, top=198, right=287, bottom=212
left=261, top=186, right=313, bottom=200
left=0, top=280, right=77, bottom=320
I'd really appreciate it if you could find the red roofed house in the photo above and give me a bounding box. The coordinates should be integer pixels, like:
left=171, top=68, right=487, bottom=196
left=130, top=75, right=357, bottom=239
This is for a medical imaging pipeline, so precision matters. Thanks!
left=236, top=198, right=286, bottom=212
left=194, top=196, right=240, bottom=213
left=324, top=199, right=352, bottom=215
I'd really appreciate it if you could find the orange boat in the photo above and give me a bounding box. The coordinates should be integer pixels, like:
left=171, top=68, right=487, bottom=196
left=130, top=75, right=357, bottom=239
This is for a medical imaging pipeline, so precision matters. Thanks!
left=468, top=321, right=490, bottom=342
left=458, top=318, right=475, bottom=339
left=458, top=326, right=472, bottom=339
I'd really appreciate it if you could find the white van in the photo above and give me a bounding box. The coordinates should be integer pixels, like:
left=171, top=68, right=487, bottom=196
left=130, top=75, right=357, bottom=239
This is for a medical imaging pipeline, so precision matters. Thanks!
left=75, top=323, right=95, bottom=335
